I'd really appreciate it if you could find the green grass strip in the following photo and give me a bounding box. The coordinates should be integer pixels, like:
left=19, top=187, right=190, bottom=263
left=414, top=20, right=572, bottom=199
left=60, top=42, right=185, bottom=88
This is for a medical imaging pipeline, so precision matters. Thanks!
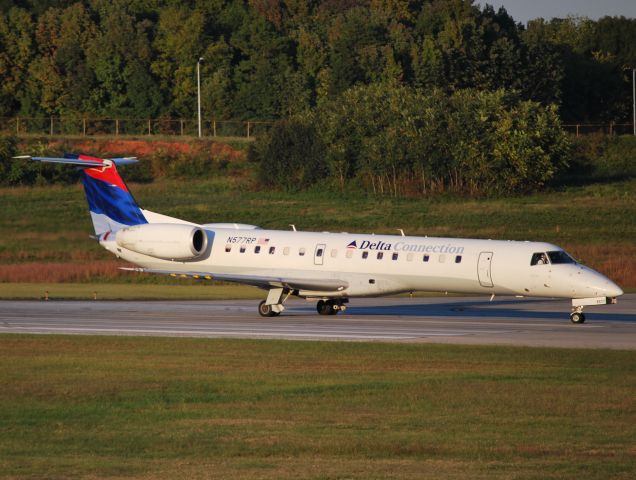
left=0, top=283, right=262, bottom=300
left=0, top=335, right=634, bottom=479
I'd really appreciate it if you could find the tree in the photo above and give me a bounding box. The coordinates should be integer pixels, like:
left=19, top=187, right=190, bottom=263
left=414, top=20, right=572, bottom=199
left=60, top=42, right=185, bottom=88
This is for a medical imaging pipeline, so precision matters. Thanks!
left=151, top=6, right=209, bottom=116
left=230, top=6, right=297, bottom=119
left=327, top=7, right=389, bottom=96
left=29, top=3, right=97, bottom=114
left=85, top=1, right=162, bottom=117
left=0, top=7, right=35, bottom=116
left=251, top=113, right=327, bottom=190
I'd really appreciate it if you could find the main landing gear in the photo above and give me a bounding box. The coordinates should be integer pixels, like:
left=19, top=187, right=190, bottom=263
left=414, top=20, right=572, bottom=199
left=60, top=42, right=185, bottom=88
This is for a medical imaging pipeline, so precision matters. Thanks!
left=317, top=299, right=348, bottom=316
left=258, top=288, right=290, bottom=317
left=257, top=289, right=349, bottom=317
left=258, top=300, right=281, bottom=317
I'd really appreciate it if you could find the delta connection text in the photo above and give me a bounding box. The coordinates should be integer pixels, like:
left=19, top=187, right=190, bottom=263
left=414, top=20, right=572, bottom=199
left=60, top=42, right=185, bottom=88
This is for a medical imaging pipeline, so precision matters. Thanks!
left=347, top=240, right=465, bottom=254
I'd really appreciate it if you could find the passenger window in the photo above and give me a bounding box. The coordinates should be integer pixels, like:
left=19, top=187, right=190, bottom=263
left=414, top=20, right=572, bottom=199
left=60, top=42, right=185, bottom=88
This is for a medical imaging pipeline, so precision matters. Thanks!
left=455, top=255, right=462, bottom=263
left=531, top=252, right=549, bottom=266
left=299, top=248, right=306, bottom=256
left=423, top=255, right=430, bottom=262
left=392, top=253, right=398, bottom=261
left=255, top=245, right=261, bottom=254
left=316, top=248, right=323, bottom=257
left=377, top=252, right=383, bottom=260
left=362, top=251, right=369, bottom=259
left=346, top=250, right=353, bottom=259
left=225, top=245, right=231, bottom=253
left=240, top=245, right=246, bottom=253
left=331, top=249, right=338, bottom=258
left=283, top=247, right=290, bottom=255
left=407, top=253, right=413, bottom=262
left=439, top=254, right=445, bottom=263
left=269, top=246, right=275, bottom=254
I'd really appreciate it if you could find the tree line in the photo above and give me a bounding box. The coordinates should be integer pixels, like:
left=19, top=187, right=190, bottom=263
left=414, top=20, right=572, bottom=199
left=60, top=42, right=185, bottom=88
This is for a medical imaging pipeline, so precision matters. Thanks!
left=0, top=0, right=635, bottom=123
left=2, top=0, right=635, bottom=197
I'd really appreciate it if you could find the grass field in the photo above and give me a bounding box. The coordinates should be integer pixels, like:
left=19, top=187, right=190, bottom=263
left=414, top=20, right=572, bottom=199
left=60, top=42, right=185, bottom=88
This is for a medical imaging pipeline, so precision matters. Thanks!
left=1, top=176, right=635, bottom=286
left=0, top=335, right=634, bottom=479
left=0, top=282, right=262, bottom=300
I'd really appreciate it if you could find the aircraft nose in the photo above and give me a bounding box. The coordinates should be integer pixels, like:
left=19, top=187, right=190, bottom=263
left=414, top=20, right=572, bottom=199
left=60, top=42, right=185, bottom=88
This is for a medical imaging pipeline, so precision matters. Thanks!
left=605, top=281, right=624, bottom=298
left=587, top=269, right=623, bottom=297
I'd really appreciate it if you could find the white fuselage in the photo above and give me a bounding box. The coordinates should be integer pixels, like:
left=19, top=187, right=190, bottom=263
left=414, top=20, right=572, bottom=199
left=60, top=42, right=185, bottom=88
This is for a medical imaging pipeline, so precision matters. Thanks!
left=101, top=226, right=623, bottom=301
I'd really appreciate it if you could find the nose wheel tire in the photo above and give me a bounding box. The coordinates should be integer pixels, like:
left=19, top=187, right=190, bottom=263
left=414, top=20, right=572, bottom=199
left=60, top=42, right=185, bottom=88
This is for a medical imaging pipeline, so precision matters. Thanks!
left=570, top=312, right=586, bottom=324
left=258, top=300, right=280, bottom=317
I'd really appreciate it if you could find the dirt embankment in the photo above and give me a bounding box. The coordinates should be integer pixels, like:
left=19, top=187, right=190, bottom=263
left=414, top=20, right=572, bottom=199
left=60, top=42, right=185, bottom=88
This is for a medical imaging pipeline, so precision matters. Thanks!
left=41, top=138, right=246, bottom=161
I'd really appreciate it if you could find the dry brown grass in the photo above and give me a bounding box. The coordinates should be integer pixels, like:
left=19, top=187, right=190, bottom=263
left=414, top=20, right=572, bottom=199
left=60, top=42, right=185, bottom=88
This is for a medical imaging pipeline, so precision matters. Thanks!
left=45, top=137, right=246, bottom=161
left=0, top=260, right=127, bottom=282
left=565, top=243, right=636, bottom=288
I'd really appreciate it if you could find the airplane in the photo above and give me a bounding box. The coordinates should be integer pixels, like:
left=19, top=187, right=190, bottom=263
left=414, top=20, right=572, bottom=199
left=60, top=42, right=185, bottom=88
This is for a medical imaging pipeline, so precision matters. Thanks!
left=14, top=154, right=623, bottom=324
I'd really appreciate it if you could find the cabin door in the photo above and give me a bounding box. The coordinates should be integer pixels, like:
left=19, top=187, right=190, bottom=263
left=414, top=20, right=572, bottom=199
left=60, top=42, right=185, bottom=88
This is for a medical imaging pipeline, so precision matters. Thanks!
left=314, top=243, right=326, bottom=266
left=478, top=251, right=494, bottom=287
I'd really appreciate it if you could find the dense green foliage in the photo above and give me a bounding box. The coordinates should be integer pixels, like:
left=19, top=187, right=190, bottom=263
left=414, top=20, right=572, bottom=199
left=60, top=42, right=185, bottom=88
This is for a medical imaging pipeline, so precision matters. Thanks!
left=252, top=114, right=327, bottom=190
left=0, top=1, right=634, bottom=123
left=0, top=134, right=79, bottom=184
left=1, top=1, right=634, bottom=196
left=253, top=85, right=571, bottom=195
left=568, top=134, right=636, bottom=181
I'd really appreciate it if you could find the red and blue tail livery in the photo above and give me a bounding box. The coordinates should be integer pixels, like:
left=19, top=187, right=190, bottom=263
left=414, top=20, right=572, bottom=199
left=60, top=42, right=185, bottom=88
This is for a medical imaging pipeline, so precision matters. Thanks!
left=72, top=154, right=147, bottom=234
left=18, top=154, right=147, bottom=234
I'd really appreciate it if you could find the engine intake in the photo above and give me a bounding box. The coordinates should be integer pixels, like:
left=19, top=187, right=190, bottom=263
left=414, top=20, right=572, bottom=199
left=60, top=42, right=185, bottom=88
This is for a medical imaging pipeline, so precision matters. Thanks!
left=116, top=223, right=208, bottom=260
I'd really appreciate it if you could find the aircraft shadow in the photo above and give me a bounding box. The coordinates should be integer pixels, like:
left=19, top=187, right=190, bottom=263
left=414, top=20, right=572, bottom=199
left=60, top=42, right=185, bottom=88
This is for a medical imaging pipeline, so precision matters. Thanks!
left=289, top=298, right=636, bottom=323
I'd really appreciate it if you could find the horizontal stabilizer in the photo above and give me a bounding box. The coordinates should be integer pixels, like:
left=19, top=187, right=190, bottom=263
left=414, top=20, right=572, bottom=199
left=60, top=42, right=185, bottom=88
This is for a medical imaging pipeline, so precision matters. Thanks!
left=13, top=155, right=138, bottom=167
left=122, top=267, right=349, bottom=292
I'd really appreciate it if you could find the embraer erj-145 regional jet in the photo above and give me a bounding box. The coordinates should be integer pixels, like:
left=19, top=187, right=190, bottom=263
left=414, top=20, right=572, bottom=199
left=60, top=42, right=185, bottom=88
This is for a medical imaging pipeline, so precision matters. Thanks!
left=16, top=154, right=623, bottom=323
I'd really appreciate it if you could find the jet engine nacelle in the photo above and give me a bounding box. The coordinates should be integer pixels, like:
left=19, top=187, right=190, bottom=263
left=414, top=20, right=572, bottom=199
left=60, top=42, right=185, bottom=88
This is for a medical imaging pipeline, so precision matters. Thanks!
left=116, top=223, right=208, bottom=260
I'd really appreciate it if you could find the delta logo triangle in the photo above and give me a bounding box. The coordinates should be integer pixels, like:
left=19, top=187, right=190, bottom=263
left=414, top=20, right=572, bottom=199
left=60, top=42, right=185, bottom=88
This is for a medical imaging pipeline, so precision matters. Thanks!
left=347, top=241, right=357, bottom=249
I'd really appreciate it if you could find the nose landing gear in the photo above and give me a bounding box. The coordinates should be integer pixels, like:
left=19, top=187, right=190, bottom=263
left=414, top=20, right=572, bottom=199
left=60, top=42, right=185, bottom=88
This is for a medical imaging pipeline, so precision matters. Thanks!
left=570, top=306, right=586, bottom=324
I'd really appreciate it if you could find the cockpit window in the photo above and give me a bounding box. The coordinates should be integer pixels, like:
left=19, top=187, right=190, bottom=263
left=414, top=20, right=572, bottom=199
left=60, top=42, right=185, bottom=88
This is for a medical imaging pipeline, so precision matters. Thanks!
left=547, top=251, right=576, bottom=264
left=530, top=252, right=550, bottom=266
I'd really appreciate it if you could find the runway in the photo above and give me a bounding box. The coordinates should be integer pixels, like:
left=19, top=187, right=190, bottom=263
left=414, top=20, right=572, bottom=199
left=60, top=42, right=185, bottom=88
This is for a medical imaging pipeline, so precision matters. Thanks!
left=1, top=295, right=635, bottom=349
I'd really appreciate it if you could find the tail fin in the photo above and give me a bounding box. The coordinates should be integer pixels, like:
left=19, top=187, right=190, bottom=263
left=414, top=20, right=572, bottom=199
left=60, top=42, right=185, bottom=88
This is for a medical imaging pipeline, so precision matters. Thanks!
left=16, top=154, right=147, bottom=235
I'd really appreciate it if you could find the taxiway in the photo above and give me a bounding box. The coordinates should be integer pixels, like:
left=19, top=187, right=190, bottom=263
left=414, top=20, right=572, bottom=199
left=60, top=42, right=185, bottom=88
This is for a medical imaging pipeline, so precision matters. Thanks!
left=1, top=295, right=635, bottom=348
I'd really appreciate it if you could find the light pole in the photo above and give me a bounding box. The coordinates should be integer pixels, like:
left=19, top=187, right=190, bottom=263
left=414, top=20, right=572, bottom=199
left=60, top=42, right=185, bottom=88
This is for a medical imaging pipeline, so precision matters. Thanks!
left=197, top=57, right=204, bottom=138
left=626, top=67, right=636, bottom=136
left=632, top=68, right=636, bottom=136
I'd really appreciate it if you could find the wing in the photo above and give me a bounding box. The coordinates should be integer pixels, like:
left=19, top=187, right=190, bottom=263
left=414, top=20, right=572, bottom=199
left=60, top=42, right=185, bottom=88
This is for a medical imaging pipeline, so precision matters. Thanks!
left=121, top=267, right=348, bottom=292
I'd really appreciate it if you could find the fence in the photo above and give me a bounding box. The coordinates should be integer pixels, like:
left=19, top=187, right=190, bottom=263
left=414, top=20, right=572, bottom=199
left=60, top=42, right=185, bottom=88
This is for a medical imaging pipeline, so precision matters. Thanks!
left=2, top=116, right=635, bottom=138
left=0, top=116, right=273, bottom=139
left=563, top=123, right=634, bottom=136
